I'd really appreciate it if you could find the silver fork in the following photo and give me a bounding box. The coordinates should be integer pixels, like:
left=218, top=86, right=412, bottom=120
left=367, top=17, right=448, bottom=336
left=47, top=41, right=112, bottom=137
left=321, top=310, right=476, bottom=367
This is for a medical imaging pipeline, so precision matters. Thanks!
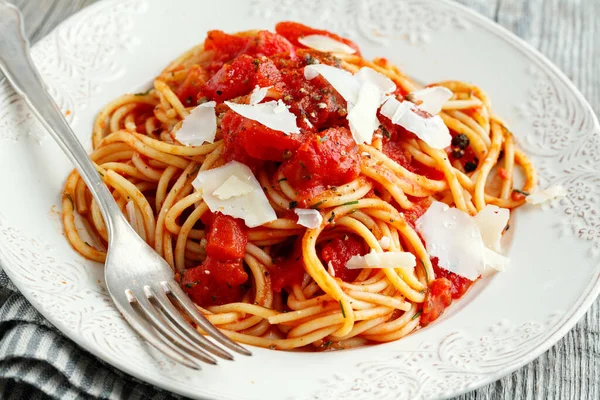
left=0, top=2, right=251, bottom=369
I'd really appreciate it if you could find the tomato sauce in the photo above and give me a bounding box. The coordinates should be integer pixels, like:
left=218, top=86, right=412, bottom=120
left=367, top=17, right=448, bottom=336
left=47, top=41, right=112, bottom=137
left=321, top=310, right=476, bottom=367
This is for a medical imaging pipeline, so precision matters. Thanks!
left=203, top=55, right=283, bottom=102
left=402, top=196, right=431, bottom=228
left=382, top=134, right=445, bottom=181
left=221, top=109, right=304, bottom=169
left=281, top=127, right=360, bottom=198
left=182, top=213, right=249, bottom=306
left=175, top=65, right=208, bottom=106
left=269, top=239, right=306, bottom=292
left=203, top=29, right=294, bottom=74
left=420, top=278, right=452, bottom=326
left=319, top=234, right=366, bottom=282
left=420, top=258, right=475, bottom=325
left=176, top=24, right=473, bottom=316
left=431, top=257, right=474, bottom=299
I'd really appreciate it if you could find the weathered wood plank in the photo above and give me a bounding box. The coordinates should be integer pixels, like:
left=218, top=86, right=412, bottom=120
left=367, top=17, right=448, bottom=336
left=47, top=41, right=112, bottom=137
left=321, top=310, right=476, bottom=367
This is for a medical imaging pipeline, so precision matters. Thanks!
left=4, top=1, right=599, bottom=399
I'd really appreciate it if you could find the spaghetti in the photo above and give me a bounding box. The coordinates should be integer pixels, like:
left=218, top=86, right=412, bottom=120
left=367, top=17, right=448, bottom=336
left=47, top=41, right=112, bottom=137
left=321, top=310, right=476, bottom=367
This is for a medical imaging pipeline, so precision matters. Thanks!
left=62, top=22, right=537, bottom=350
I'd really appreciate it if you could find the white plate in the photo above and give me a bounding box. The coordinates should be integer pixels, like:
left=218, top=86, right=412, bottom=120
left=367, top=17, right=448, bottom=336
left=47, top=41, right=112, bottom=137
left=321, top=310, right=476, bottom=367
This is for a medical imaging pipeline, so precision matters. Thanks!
left=1, top=0, right=599, bottom=399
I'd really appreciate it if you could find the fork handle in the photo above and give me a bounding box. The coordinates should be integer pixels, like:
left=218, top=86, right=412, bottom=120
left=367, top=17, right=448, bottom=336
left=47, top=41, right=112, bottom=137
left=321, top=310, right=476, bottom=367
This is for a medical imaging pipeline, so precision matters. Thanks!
left=0, top=2, right=121, bottom=228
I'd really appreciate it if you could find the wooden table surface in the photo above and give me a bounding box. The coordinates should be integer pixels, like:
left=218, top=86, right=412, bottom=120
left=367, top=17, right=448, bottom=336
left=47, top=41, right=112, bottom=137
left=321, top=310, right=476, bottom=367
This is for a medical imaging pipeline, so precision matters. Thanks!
left=5, top=0, right=599, bottom=399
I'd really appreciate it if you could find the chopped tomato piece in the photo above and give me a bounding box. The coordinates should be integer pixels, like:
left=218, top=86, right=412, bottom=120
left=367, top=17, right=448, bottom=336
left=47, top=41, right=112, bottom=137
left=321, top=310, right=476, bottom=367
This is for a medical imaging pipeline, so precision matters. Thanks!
left=420, top=278, right=452, bottom=325
left=319, top=234, right=366, bottom=282
left=182, top=256, right=248, bottom=306
left=221, top=109, right=304, bottom=166
left=244, top=30, right=295, bottom=58
left=202, top=54, right=256, bottom=101
left=204, top=30, right=294, bottom=73
left=275, top=21, right=361, bottom=55
left=205, top=214, right=247, bottom=260
left=511, top=191, right=526, bottom=201
left=282, top=71, right=348, bottom=131
left=175, top=65, right=209, bottom=106
left=204, top=30, right=249, bottom=64
left=498, top=167, right=509, bottom=180
left=281, top=127, right=359, bottom=196
left=431, top=257, right=474, bottom=299
left=269, top=258, right=305, bottom=293
left=253, top=56, right=284, bottom=88
left=203, top=55, right=282, bottom=102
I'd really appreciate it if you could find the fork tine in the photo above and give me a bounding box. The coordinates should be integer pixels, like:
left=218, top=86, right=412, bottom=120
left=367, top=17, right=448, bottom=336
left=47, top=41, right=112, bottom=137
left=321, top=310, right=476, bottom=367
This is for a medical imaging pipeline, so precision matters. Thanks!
left=163, top=281, right=252, bottom=356
left=115, top=291, right=201, bottom=370
left=148, top=286, right=235, bottom=360
left=131, top=289, right=218, bottom=365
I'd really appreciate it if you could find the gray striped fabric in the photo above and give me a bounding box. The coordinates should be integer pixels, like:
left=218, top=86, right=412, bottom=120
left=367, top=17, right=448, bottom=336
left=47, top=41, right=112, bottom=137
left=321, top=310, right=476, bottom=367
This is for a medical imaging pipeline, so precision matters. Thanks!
left=0, top=270, right=182, bottom=400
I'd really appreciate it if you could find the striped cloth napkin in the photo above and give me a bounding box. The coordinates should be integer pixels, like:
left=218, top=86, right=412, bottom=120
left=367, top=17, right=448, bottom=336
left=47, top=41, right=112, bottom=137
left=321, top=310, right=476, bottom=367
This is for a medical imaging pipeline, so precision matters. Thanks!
left=0, top=269, right=183, bottom=400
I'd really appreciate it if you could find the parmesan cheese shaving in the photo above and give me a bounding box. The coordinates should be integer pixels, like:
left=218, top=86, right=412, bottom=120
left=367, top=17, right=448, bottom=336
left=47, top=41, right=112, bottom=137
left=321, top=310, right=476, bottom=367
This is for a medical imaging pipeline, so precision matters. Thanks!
left=348, top=82, right=381, bottom=144
left=526, top=185, right=567, bottom=205
left=249, top=86, right=271, bottom=105
left=416, top=201, right=484, bottom=280
left=483, top=247, right=509, bottom=274
left=407, top=86, right=453, bottom=115
left=175, top=101, right=217, bottom=146
left=380, top=96, right=412, bottom=123
left=354, top=67, right=396, bottom=99
left=474, top=205, right=510, bottom=252
left=294, top=208, right=323, bottom=229
left=298, top=34, right=356, bottom=54
left=225, top=100, right=300, bottom=135
left=346, top=250, right=416, bottom=270
left=416, top=201, right=511, bottom=280
left=304, top=64, right=359, bottom=104
left=212, top=175, right=254, bottom=200
left=192, top=161, right=276, bottom=228
left=380, top=97, right=451, bottom=149
left=378, top=236, right=391, bottom=250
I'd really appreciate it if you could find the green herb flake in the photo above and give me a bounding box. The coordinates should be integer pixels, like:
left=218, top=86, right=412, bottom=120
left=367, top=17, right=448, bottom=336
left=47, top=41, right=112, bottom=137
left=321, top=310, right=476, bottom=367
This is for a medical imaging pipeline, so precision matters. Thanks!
left=134, top=88, right=151, bottom=96
left=420, top=259, right=429, bottom=281
left=65, top=193, right=74, bottom=207
left=289, top=201, right=298, bottom=209
left=339, top=301, right=346, bottom=318
left=310, top=200, right=326, bottom=209
left=211, top=295, right=217, bottom=302
left=323, top=341, right=333, bottom=348
left=277, top=177, right=288, bottom=183
left=318, top=135, right=329, bottom=143
left=411, top=311, right=422, bottom=321
left=380, top=125, right=391, bottom=139
left=84, top=241, right=91, bottom=246
left=342, top=200, right=359, bottom=206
